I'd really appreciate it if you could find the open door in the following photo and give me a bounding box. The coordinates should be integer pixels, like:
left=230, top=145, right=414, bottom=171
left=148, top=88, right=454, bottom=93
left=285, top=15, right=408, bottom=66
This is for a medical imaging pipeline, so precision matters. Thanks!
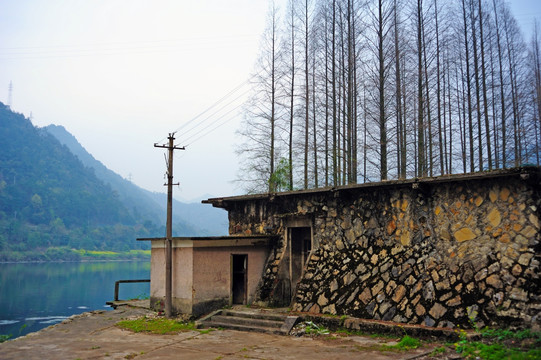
left=231, top=254, right=247, bottom=305
left=290, top=227, right=311, bottom=298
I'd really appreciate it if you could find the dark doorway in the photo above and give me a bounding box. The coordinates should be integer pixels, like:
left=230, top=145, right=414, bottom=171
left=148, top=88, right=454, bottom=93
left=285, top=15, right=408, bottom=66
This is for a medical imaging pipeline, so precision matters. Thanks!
left=290, top=227, right=311, bottom=296
left=231, top=254, right=247, bottom=305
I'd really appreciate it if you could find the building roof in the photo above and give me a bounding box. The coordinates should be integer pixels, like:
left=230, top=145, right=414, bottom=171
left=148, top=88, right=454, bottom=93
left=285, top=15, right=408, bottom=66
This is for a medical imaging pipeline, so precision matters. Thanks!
left=137, top=235, right=277, bottom=248
left=202, top=166, right=540, bottom=209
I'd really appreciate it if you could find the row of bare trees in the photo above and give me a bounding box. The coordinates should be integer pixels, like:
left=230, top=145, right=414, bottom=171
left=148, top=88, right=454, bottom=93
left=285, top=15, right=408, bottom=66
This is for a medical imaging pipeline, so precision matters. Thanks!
left=237, top=0, right=541, bottom=193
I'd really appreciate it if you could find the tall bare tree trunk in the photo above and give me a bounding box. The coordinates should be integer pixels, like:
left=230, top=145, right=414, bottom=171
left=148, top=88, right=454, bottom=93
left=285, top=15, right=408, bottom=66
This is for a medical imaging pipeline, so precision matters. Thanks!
left=492, top=0, right=506, bottom=167
left=435, top=0, right=444, bottom=175
left=394, top=0, right=405, bottom=178
left=458, top=48, right=469, bottom=173
left=478, top=0, right=492, bottom=170
left=304, top=0, right=310, bottom=189
left=462, top=0, right=475, bottom=172
left=533, top=22, right=541, bottom=165
left=269, top=2, right=278, bottom=192
left=417, top=0, right=426, bottom=177
left=332, top=0, right=338, bottom=186
left=288, top=0, right=296, bottom=190
left=470, top=0, right=483, bottom=171
left=324, top=4, right=330, bottom=186
left=312, top=40, right=318, bottom=187
left=378, top=0, right=388, bottom=180
left=488, top=18, right=500, bottom=168
left=422, top=10, right=434, bottom=177
left=347, top=0, right=355, bottom=183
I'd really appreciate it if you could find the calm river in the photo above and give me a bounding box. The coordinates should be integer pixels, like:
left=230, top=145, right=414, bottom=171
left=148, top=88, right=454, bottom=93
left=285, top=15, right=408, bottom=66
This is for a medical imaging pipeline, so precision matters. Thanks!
left=0, top=261, right=150, bottom=340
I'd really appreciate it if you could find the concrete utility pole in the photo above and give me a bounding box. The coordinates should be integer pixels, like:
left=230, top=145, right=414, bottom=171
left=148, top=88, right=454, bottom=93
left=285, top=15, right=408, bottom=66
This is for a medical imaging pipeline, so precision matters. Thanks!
left=154, top=133, right=185, bottom=318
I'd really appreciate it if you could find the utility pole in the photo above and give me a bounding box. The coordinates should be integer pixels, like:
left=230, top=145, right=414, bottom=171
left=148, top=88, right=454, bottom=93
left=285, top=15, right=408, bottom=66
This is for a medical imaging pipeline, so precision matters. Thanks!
left=154, top=133, right=185, bottom=318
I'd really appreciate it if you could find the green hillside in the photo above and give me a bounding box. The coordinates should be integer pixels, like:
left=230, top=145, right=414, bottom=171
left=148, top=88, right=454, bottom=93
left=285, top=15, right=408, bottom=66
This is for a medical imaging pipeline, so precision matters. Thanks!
left=44, top=124, right=228, bottom=236
left=0, top=103, right=159, bottom=261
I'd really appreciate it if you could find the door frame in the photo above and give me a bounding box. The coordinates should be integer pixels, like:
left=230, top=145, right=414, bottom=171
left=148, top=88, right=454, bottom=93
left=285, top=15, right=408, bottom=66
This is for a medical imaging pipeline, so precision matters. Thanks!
left=285, top=217, right=313, bottom=302
left=231, top=254, right=248, bottom=305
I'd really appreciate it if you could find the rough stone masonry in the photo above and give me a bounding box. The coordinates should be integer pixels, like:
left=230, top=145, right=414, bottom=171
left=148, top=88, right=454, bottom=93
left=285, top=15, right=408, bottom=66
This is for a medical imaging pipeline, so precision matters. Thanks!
left=219, top=167, right=540, bottom=330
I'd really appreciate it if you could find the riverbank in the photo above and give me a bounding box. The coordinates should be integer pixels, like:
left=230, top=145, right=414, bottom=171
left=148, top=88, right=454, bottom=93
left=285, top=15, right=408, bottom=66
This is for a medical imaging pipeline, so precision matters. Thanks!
left=0, top=303, right=440, bottom=360
left=0, top=248, right=150, bottom=263
left=0, top=261, right=150, bottom=339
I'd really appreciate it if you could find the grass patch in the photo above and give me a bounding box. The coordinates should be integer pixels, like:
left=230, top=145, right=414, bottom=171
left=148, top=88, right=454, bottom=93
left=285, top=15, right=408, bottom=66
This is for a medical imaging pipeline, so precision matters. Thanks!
left=116, top=316, right=196, bottom=335
left=379, top=335, right=421, bottom=351
left=128, top=293, right=150, bottom=300
left=481, top=328, right=541, bottom=342
left=74, top=249, right=151, bottom=260
left=430, top=346, right=447, bottom=356
left=455, top=341, right=541, bottom=359
left=453, top=328, right=541, bottom=360
left=354, top=335, right=422, bottom=353
left=0, top=334, right=11, bottom=343
left=303, top=321, right=330, bottom=335
left=394, top=335, right=421, bottom=350
left=334, top=328, right=398, bottom=339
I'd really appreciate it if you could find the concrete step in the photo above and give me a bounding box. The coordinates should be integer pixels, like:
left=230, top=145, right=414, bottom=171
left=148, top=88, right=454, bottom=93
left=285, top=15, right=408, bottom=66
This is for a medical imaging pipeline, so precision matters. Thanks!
left=197, top=309, right=299, bottom=335
left=221, top=309, right=289, bottom=322
left=201, top=320, right=287, bottom=335
left=210, top=314, right=284, bottom=329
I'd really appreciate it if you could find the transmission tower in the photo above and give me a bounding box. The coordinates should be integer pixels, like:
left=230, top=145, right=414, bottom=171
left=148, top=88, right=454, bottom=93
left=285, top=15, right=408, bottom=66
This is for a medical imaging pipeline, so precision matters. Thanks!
left=7, top=81, right=13, bottom=108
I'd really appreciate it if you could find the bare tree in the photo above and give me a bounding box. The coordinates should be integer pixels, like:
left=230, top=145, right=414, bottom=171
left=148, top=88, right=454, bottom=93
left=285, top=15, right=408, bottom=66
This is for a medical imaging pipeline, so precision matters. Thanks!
left=237, top=2, right=283, bottom=193
left=237, top=0, right=538, bottom=193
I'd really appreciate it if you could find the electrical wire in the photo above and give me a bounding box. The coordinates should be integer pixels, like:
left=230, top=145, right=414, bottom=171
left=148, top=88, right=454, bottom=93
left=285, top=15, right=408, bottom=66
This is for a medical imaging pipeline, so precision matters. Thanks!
left=154, top=75, right=256, bottom=145
left=177, top=86, right=251, bottom=142
left=182, top=101, right=245, bottom=145
left=173, top=79, right=249, bottom=132
left=0, top=35, right=257, bottom=60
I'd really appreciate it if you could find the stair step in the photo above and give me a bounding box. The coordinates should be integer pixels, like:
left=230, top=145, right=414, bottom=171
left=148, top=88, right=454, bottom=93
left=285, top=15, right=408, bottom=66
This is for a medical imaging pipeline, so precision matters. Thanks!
left=210, top=315, right=283, bottom=329
left=202, top=320, right=286, bottom=335
left=197, top=309, right=299, bottom=335
left=221, top=309, right=288, bottom=322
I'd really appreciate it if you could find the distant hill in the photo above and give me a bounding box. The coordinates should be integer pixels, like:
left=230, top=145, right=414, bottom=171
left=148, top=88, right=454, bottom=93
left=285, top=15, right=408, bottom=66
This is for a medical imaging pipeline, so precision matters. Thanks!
left=0, top=102, right=226, bottom=261
left=45, top=125, right=228, bottom=236
left=146, top=192, right=228, bottom=236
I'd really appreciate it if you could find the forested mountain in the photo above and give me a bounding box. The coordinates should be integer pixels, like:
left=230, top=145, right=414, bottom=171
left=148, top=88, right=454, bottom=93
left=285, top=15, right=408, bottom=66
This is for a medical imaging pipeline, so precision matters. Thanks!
left=44, top=124, right=165, bottom=226
left=0, top=103, right=226, bottom=261
left=44, top=125, right=228, bottom=236
left=239, top=0, right=541, bottom=193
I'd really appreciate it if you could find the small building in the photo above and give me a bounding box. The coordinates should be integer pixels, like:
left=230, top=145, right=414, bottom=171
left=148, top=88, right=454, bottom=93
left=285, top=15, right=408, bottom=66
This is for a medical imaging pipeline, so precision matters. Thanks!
left=139, top=235, right=274, bottom=317
left=145, top=167, right=540, bottom=329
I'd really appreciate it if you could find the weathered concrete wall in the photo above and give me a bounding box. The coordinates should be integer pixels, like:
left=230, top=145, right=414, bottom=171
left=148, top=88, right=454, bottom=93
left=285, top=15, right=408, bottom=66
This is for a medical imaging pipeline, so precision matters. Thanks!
left=192, top=246, right=270, bottom=316
left=150, top=241, right=194, bottom=314
left=225, top=169, right=540, bottom=329
left=149, top=238, right=270, bottom=317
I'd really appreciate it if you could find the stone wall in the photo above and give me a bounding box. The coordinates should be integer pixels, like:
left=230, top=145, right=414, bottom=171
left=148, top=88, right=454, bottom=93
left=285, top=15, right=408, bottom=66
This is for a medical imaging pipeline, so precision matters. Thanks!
left=222, top=168, right=540, bottom=329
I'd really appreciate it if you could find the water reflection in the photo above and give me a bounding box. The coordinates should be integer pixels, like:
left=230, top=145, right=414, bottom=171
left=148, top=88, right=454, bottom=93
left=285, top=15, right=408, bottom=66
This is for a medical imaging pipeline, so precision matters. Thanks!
left=0, top=261, right=150, bottom=339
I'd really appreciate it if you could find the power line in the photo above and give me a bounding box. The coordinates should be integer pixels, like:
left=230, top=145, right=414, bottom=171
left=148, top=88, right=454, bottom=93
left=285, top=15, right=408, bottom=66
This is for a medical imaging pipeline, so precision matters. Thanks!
left=182, top=102, right=246, bottom=145
left=173, top=79, right=250, bottom=132
left=185, top=111, right=243, bottom=147
left=178, top=86, right=251, bottom=142
left=0, top=35, right=258, bottom=61
left=155, top=76, right=255, bottom=145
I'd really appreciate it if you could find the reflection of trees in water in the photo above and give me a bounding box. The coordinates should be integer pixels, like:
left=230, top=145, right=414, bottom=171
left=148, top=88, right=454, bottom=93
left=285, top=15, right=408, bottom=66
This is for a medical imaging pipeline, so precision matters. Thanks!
left=0, top=261, right=151, bottom=338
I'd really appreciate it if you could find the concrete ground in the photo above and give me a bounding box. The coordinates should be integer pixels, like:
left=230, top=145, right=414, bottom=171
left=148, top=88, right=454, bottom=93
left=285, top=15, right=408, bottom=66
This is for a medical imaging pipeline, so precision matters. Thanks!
left=0, top=303, right=447, bottom=360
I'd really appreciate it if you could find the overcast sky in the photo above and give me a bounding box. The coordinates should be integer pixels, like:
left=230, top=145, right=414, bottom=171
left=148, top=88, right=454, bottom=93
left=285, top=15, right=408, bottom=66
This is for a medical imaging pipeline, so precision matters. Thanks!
left=1, top=0, right=540, bottom=202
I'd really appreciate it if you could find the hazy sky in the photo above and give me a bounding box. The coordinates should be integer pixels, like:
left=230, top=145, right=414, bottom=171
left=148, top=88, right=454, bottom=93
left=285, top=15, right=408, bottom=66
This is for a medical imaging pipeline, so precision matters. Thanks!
left=1, top=0, right=540, bottom=202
